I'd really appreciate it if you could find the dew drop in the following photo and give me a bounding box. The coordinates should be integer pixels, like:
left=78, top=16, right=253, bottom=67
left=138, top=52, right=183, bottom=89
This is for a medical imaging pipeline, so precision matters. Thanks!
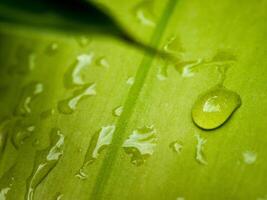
left=96, top=56, right=110, bottom=68
left=64, top=53, right=94, bottom=88
left=169, top=140, right=183, bottom=153
left=192, top=86, right=241, bottom=130
left=123, top=125, right=157, bottom=166
left=195, top=134, right=207, bottom=165
left=243, top=151, right=257, bottom=165
left=11, top=120, right=35, bottom=149
left=76, top=125, right=116, bottom=179
left=58, top=83, right=96, bottom=114
left=25, top=129, right=64, bottom=200
left=45, top=42, right=59, bottom=55
left=163, top=35, right=184, bottom=56
left=126, top=77, right=135, bottom=85
left=113, top=106, right=123, bottom=117
left=134, top=0, right=155, bottom=27
left=15, top=82, right=44, bottom=116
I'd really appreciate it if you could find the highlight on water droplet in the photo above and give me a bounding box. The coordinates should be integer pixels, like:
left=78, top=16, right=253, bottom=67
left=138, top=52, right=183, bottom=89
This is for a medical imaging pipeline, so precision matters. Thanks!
left=133, top=0, right=155, bottom=27
left=123, top=125, right=157, bottom=166
left=169, top=140, right=183, bottom=154
left=191, top=85, right=241, bottom=130
left=243, top=151, right=257, bottom=165
left=76, top=125, right=116, bottom=180
left=126, top=77, right=135, bottom=85
left=96, top=56, right=110, bottom=68
left=58, top=83, right=96, bottom=114
left=64, top=53, right=94, bottom=88
left=195, top=134, right=207, bottom=165
left=15, top=82, right=44, bottom=116
left=113, top=106, right=123, bottom=117
left=25, top=128, right=64, bottom=200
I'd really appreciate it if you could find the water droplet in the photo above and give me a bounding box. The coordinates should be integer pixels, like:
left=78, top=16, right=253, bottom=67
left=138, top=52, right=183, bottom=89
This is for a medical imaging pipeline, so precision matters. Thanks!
left=0, top=187, right=11, bottom=200
left=126, top=77, right=135, bottom=85
left=76, top=36, right=91, bottom=47
left=175, top=59, right=203, bottom=78
left=64, top=53, right=94, bottom=88
left=169, top=140, right=183, bottom=153
left=25, top=128, right=64, bottom=200
left=123, top=125, right=157, bottom=166
left=192, top=86, right=241, bottom=130
left=76, top=125, right=116, bottom=179
left=58, top=83, right=96, bottom=114
left=113, top=106, right=123, bottom=117
left=195, top=134, right=207, bottom=165
left=40, top=109, right=56, bottom=119
left=11, top=120, right=35, bottom=149
left=156, top=62, right=168, bottom=81
left=134, top=0, right=155, bottom=27
left=55, top=193, right=63, bottom=200
left=45, top=42, right=59, bottom=55
left=243, top=151, right=257, bottom=165
left=15, top=82, right=44, bottom=116
left=163, top=35, right=184, bottom=56
left=96, top=56, right=110, bottom=68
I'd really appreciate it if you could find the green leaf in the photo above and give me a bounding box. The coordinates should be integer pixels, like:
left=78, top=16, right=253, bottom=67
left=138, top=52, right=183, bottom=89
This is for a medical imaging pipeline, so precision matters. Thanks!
left=0, top=0, right=267, bottom=199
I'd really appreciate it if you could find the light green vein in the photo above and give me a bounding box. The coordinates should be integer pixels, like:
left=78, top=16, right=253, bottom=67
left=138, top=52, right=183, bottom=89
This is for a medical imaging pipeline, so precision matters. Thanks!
left=90, top=0, right=178, bottom=199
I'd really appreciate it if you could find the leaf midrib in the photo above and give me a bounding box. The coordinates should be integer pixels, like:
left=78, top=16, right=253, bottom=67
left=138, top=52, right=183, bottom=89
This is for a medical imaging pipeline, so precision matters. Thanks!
left=90, top=0, right=178, bottom=199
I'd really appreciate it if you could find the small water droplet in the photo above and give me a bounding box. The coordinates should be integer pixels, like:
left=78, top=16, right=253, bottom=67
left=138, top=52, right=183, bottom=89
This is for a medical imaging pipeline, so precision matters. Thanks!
left=176, top=59, right=203, bottom=78
left=126, top=77, right=135, bottom=85
left=11, top=120, right=35, bottom=149
left=163, top=35, right=184, bottom=56
left=15, top=82, right=44, bottom=116
left=96, top=56, right=110, bottom=68
left=123, top=125, right=157, bottom=166
left=243, top=151, right=257, bottom=165
left=58, top=83, right=96, bottom=114
left=64, top=53, right=94, bottom=88
left=169, top=140, right=183, bottom=153
left=76, top=125, right=116, bottom=179
left=192, top=86, right=241, bottom=130
left=195, top=134, right=207, bottom=165
left=40, top=109, right=56, bottom=119
left=45, top=42, right=59, bottom=55
left=113, top=106, right=123, bottom=117
left=76, top=36, right=91, bottom=47
left=25, top=128, right=64, bottom=200
left=134, top=0, right=155, bottom=27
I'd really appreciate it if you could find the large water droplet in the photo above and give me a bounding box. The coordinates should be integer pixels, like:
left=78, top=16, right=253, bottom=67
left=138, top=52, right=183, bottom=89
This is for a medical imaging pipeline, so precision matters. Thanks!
left=192, top=86, right=241, bottom=130
left=243, top=151, right=257, bottom=165
left=123, top=125, right=157, bottom=166
left=58, top=83, right=96, bottom=114
left=15, top=82, right=44, bottom=116
left=113, top=106, right=123, bottom=117
left=64, top=54, right=94, bottom=88
left=25, top=128, right=64, bottom=200
left=76, top=125, right=116, bottom=179
left=134, top=0, right=155, bottom=27
left=195, top=134, right=207, bottom=165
